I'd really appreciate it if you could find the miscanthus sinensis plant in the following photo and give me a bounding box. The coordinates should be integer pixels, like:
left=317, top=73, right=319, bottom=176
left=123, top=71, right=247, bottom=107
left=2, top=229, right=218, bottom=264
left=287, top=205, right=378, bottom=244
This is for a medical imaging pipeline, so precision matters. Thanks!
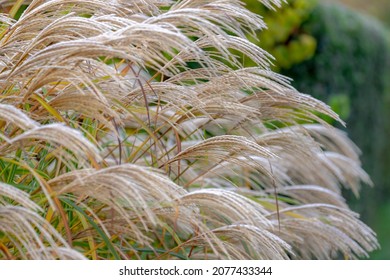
left=0, top=0, right=378, bottom=260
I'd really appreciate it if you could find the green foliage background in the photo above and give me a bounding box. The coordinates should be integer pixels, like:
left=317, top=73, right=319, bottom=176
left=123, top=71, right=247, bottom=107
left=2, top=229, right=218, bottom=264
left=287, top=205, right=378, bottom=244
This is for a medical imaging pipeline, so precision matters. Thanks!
left=326, top=0, right=390, bottom=28
left=244, top=0, right=317, bottom=70
left=245, top=0, right=390, bottom=259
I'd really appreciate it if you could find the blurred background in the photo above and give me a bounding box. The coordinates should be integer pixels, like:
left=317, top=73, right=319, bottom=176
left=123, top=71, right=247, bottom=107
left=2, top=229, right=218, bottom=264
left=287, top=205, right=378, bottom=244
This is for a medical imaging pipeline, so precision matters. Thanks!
left=244, top=0, right=390, bottom=259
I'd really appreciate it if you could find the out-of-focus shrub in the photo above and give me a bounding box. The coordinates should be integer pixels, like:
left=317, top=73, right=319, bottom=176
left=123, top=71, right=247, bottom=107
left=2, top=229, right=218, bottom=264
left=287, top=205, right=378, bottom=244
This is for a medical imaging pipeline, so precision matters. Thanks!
left=243, top=0, right=317, bottom=70
left=326, top=0, right=390, bottom=27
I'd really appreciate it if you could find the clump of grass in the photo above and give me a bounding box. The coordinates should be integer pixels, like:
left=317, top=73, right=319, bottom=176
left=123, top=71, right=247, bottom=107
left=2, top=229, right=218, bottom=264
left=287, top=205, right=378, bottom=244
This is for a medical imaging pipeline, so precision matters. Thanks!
left=0, top=0, right=378, bottom=259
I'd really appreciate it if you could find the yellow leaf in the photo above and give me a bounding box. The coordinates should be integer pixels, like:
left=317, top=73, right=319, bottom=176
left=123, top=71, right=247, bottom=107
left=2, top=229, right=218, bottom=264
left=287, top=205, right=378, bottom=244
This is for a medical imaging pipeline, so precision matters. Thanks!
left=31, top=94, right=65, bottom=123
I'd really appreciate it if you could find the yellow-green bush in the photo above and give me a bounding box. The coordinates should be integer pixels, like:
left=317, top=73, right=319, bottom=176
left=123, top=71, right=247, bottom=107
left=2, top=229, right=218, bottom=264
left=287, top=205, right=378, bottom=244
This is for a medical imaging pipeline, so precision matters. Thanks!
left=244, top=0, right=317, bottom=69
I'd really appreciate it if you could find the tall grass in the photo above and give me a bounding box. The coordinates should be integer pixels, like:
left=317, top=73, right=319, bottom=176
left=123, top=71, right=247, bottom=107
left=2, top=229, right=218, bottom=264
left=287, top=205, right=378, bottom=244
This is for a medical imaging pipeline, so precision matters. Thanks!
left=0, top=0, right=378, bottom=259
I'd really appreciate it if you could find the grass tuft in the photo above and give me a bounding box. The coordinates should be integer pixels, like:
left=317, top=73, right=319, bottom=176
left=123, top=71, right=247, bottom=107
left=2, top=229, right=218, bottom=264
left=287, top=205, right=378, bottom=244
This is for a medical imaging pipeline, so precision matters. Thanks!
left=0, top=0, right=378, bottom=259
